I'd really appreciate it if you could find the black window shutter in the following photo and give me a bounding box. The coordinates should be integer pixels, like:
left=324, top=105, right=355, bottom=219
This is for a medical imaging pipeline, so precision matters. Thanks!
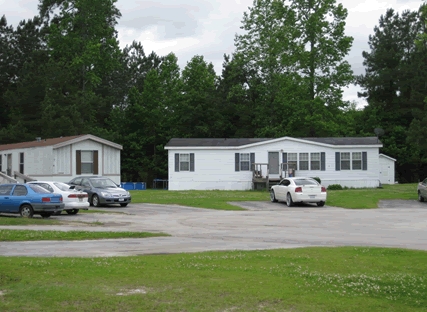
left=282, top=152, right=287, bottom=163
left=321, top=152, right=325, bottom=171
left=190, top=153, right=195, bottom=171
left=174, top=153, right=179, bottom=172
left=250, top=153, right=255, bottom=171
left=235, top=153, right=240, bottom=171
left=335, top=152, right=340, bottom=171
left=362, top=152, right=367, bottom=170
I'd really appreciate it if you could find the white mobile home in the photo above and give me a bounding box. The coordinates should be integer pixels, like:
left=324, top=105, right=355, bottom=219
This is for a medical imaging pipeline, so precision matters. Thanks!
left=0, top=134, right=122, bottom=184
left=164, top=136, right=396, bottom=191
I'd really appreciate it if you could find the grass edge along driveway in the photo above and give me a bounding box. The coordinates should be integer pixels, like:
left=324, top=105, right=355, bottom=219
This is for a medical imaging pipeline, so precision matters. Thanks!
left=130, top=183, right=418, bottom=210
left=0, top=229, right=170, bottom=241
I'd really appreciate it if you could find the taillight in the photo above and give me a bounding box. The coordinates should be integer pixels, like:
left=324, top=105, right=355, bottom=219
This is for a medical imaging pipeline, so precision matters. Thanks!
left=68, top=194, right=88, bottom=198
left=295, top=187, right=302, bottom=193
left=42, top=197, right=51, bottom=202
left=60, top=196, right=63, bottom=202
left=321, top=187, right=327, bottom=192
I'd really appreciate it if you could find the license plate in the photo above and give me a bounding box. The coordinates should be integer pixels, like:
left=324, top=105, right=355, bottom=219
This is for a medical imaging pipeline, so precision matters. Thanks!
left=118, top=198, right=124, bottom=202
left=79, top=198, right=83, bottom=202
left=309, top=195, right=316, bottom=199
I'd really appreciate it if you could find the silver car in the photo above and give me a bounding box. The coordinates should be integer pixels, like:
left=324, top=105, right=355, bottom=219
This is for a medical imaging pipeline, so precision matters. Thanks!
left=418, top=178, right=427, bottom=202
left=68, top=176, right=131, bottom=207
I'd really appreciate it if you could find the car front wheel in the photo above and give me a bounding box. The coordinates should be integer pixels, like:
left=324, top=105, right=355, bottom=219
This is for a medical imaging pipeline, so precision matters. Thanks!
left=20, top=204, right=34, bottom=218
left=92, top=194, right=101, bottom=207
left=270, top=190, right=278, bottom=203
left=418, top=191, right=425, bottom=202
left=286, top=193, right=294, bottom=207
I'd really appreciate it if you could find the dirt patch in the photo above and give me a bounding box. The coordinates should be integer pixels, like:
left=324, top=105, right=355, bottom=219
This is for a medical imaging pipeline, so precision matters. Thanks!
left=116, top=288, right=147, bottom=296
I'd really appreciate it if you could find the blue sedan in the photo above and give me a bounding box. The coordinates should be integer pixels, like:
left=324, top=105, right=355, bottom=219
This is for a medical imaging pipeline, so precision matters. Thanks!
left=0, top=183, right=64, bottom=218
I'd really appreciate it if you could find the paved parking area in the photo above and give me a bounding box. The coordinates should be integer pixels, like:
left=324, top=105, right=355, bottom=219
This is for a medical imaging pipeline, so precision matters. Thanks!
left=0, top=200, right=426, bottom=257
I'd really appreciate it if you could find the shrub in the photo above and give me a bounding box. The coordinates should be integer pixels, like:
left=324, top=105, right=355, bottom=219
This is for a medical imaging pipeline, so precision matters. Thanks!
left=311, top=177, right=321, bottom=184
left=327, top=184, right=343, bottom=190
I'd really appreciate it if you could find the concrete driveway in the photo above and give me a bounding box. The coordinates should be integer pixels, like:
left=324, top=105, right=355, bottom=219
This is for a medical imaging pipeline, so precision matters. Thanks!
left=0, top=200, right=426, bottom=257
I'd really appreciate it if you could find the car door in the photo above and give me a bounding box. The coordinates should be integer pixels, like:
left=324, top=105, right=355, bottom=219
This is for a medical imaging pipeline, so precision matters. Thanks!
left=277, top=179, right=290, bottom=200
left=9, top=185, right=29, bottom=212
left=80, top=178, right=94, bottom=197
left=0, top=185, right=14, bottom=212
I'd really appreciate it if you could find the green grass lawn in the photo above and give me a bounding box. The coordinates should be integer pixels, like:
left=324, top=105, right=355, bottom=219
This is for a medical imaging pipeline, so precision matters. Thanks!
left=0, top=215, right=62, bottom=226
left=130, top=183, right=419, bottom=210
left=0, top=229, right=170, bottom=241
left=0, top=247, right=425, bottom=311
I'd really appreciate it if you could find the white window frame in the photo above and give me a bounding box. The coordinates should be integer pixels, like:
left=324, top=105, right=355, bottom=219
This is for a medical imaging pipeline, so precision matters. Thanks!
left=341, top=152, right=351, bottom=170
left=81, top=151, right=94, bottom=174
left=179, top=153, right=190, bottom=171
left=299, top=153, right=309, bottom=170
left=310, top=153, right=320, bottom=170
left=240, top=153, right=250, bottom=171
left=352, top=152, right=362, bottom=170
left=288, top=153, right=297, bottom=170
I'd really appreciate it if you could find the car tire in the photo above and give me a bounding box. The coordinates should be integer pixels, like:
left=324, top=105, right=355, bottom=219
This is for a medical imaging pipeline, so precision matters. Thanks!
left=92, top=194, right=101, bottom=207
left=20, top=204, right=34, bottom=218
left=120, top=203, right=128, bottom=207
left=286, top=193, right=294, bottom=207
left=418, top=191, right=425, bottom=202
left=66, top=209, right=79, bottom=215
left=317, top=202, right=325, bottom=207
left=270, top=190, right=278, bottom=203
left=40, top=213, right=52, bottom=218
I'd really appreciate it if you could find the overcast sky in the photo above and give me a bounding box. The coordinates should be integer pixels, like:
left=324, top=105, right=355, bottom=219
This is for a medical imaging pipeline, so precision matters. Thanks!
left=0, top=0, right=423, bottom=107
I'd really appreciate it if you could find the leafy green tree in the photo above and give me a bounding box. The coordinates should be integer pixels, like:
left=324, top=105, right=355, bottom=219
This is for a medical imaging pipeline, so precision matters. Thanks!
left=0, top=15, right=15, bottom=131
left=174, top=55, right=220, bottom=138
left=38, top=0, right=123, bottom=135
left=234, top=0, right=354, bottom=137
left=358, top=8, right=426, bottom=182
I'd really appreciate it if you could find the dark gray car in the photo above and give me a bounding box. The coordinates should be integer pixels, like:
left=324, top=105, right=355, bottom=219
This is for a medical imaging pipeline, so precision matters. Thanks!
left=68, top=176, right=131, bottom=207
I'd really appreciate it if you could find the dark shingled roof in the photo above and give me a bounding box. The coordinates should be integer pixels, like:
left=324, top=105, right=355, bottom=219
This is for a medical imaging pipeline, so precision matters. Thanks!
left=165, top=137, right=382, bottom=147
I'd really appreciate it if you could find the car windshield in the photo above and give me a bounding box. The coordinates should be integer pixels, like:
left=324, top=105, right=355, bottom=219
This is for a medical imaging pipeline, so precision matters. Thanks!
left=294, top=179, right=318, bottom=186
left=54, top=182, right=72, bottom=192
left=28, top=184, right=51, bottom=194
left=90, top=178, right=117, bottom=188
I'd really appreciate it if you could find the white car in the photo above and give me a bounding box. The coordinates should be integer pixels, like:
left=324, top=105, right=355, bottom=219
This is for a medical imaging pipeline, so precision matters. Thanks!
left=28, top=181, right=89, bottom=214
left=418, top=177, right=427, bottom=202
left=270, top=177, right=327, bottom=207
